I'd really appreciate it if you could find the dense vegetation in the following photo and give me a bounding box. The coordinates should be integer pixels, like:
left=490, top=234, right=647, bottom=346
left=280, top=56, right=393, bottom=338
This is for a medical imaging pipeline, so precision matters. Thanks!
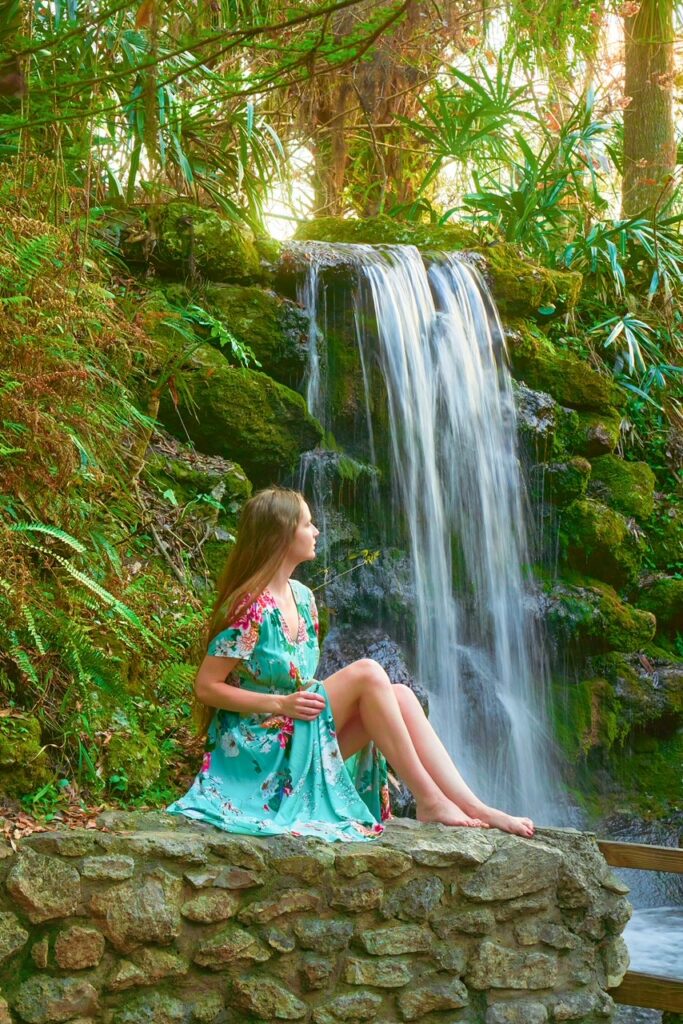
left=0, top=0, right=681, bottom=825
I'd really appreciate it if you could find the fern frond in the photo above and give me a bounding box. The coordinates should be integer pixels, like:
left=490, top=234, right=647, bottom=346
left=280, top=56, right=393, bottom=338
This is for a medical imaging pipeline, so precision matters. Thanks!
left=10, top=522, right=86, bottom=553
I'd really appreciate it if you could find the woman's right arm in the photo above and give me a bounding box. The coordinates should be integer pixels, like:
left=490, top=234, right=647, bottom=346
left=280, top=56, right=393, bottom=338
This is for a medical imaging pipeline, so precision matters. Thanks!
left=194, top=657, right=326, bottom=720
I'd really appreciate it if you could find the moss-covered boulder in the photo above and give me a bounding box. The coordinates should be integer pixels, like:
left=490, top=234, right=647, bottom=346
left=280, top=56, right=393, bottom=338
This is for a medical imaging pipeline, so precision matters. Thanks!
left=105, top=730, right=162, bottom=795
left=554, top=676, right=626, bottom=760
left=202, top=283, right=309, bottom=386
left=0, top=715, right=52, bottom=798
left=293, top=217, right=582, bottom=318
left=544, top=575, right=656, bottom=655
left=529, top=457, right=591, bottom=508
left=158, top=344, right=323, bottom=484
left=569, top=410, right=623, bottom=457
left=635, top=576, right=683, bottom=637
left=152, top=203, right=261, bottom=281
left=587, top=455, right=655, bottom=519
left=644, top=499, right=683, bottom=571
left=560, top=498, right=645, bottom=588
left=504, top=320, right=619, bottom=411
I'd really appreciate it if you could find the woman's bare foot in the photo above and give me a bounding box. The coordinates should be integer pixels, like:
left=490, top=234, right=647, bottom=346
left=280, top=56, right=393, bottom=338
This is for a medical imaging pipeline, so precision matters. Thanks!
left=475, top=806, right=535, bottom=838
left=417, top=797, right=490, bottom=829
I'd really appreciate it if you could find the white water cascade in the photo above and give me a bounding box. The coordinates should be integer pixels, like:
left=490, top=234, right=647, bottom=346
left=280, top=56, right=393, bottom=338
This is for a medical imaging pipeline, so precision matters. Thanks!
left=297, top=242, right=562, bottom=822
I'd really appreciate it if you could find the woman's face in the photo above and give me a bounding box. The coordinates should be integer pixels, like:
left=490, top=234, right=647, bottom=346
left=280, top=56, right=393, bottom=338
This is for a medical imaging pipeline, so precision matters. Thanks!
left=287, top=500, right=319, bottom=564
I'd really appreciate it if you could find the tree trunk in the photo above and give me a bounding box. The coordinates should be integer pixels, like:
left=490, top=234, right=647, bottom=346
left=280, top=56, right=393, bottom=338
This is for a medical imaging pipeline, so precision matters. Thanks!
left=621, top=0, right=676, bottom=218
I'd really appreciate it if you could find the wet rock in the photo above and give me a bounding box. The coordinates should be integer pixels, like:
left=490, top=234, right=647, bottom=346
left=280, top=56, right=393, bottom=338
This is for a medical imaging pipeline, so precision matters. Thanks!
left=81, top=856, right=135, bottom=880
left=232, top=975, right=308, bottom=1019
left=468, top=940, right=558, bottom=989
left=357, top=924, right=432, bottom=955
left=560, top=498, right=645, bottom=588
left=193, top=923, right=271, bottom=968
left=6, top=850, right=81, bottom=924
left=13, top=976, right=99, bottom=1024
left=460, top=841, right=562, bottom=901
left=180, top=890, right=240, bottom=922
left=0, top=910, right=29, bottom=963
left=54, top=925, right=105, bottom=969
left=397, top=976, right=469, bottom=1020
left=89, top=865, right=182, bottom=953
left=343, top=956, right=411, bottom=987
left=318, top=628, right=429, bottom=713
left=292, top=917, right=354, bottom=952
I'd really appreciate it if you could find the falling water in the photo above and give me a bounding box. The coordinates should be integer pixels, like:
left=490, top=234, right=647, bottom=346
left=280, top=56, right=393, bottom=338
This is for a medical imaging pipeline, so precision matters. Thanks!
left=296, top=241, right=561, bottom=821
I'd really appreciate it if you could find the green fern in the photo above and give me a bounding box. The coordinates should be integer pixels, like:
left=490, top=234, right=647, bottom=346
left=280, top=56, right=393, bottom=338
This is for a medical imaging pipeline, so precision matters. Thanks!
left=9, top=522, right=87, bottom=554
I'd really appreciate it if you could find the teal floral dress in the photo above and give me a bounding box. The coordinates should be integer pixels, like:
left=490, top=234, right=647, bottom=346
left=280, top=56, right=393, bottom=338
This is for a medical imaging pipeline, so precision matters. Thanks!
left=165, top=579, right=392, bottom=842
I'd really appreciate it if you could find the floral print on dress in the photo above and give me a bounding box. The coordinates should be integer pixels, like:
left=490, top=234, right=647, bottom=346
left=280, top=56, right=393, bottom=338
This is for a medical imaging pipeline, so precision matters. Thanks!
left=165, top=577, right=390, bottom=842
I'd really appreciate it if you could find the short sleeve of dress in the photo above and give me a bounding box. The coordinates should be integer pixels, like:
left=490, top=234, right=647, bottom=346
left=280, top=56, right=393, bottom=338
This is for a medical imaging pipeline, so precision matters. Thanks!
left=207, top=598, right=263, bottom=660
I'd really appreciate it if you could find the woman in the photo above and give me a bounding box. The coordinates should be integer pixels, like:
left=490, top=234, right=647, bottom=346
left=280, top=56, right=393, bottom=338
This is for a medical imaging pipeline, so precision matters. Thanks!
left=165, top=486, right=535, bottom=842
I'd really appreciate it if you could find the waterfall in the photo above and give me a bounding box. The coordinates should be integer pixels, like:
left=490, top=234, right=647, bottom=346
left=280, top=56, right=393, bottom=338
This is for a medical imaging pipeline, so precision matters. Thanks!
left=296, top=241, right=562, bottom=822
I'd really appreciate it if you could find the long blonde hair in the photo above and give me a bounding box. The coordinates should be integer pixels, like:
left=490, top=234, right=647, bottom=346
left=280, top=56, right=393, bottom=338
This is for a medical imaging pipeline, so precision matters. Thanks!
left=192, top=485, right=305, bottom=739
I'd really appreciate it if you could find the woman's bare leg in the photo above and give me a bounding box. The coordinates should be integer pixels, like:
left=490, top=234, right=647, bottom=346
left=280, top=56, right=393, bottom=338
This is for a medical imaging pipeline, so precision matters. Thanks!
left=322, top=659, right=487, bottom=828
left=336, top=680, right=534, bottom=838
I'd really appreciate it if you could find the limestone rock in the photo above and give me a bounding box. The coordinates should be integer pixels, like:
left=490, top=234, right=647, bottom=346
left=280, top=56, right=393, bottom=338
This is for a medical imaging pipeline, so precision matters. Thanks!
left=26, top=832, right=97, bottom=858
left=13, top=976, right=99, bottom=1024
left=394, top=829, right=494, bottom=868
left=468, top=940, right=558, bottom=990
left=263, top=926, right=295, bottom=952
left=397, top=977, right=469, bottom=1020
left=431, top=907, right=495, bottom=937
left=551, top=988, right=613, bottom=1020
left=357, top=924, right=432, bottom=955
left=460, top=842, right=562, bottom=902
left=205, top=835, right=266, bottom=870
left=0, top=910, right=29, bottom=963
left=126, top=832, right=208, bottom=865
left=264, top=836, right=335, bottom=881
left=314, top=991, right=383, bottom=1022
left=183, top=864, right=262, bottom=889
left=343, top=956, right=412, bottom=987
left=334, top=845, right=412, bottom=879
left=514, top=920, right=579, bottom=949
left=89, top=866, right=182, bottom=953
left=238, top=888, right=322, bottom=923
left=293, top=917, right=354, bottom=952
left=80, top=856, right=135, bottom=881
left=300, top=954, right=336, bottom=990
left=232, top=975, right=308, bottom=1019
left=6, top=851, right=81, bottom=924
left=54, top=925, right=105, bottom=969
left=193, top=922, right=271, bottom=969
left=111, top=991, right=186, bottom=1024
left=599, top=934, right=630, bottom=988
left=330, top=874, right=383, bottom=912
left=486, top=1001, right=548, bottom=1024
left=106, top=947, right=189, bottom=990
left=180, top=890, right=240, bottom=922
left=380, top=875, right=444, bottom=920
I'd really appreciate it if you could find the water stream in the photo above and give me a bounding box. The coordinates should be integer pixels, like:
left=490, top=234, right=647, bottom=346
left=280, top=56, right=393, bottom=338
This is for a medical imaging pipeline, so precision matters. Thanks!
left=294, top=241, right=563, bottom=823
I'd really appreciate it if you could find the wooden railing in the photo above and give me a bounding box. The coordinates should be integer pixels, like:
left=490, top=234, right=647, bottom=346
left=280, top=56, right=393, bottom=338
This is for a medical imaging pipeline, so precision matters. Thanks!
left=598, top=840, right=683, bottom=1014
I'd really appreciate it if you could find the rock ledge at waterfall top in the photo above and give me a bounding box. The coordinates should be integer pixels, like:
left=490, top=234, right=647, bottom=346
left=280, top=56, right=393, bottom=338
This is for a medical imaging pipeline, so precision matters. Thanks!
left=0, top=815, right=631, bottom=1024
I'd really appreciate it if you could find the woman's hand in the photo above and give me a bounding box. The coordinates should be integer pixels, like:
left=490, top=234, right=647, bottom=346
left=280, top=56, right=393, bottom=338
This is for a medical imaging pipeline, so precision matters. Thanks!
left=276, top=685, right=326, bottom=721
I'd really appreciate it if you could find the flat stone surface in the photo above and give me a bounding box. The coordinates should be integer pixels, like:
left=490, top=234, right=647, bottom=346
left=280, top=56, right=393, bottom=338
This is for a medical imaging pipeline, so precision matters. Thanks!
left=460, top=841, right=562, bottom=902
left=6, top=850, right=81, bottom=924
left=89, top=865, right=182, bottom=953
left=80, top=856, right=135, bottom=880
left=180, top=890, right=240, bottom=922
left=238, top=888, right=322, bottom=923
left=486, top=1000, right=549, bottom=1023
left=397, top=976, right=469, bottom=1020
left=54, top=925, right=105, bottom=969
left=344, top=956, right=412, bottom=987
left=380, top=875, right=444, bottom=921
left=334, top=846, right=413, bottom=879
left=468, top=940, right=558, bottom=990
left=232, top=975, right=308, bottom=1019
left=330, top=874, right=383, bottom=912
left=293, top=917, right=354, bottom=952
left=13, top=976, right=99, bottom=1024
left=193, top=923, right=271, bottom=969
left=357, top=924, right=432, bottom=955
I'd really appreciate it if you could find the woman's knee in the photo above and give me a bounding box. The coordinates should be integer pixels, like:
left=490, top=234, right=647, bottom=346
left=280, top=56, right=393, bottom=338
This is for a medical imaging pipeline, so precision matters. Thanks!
left=355, top=658, right=392, bottom=691
left=393, top=683, right=421, bottom=712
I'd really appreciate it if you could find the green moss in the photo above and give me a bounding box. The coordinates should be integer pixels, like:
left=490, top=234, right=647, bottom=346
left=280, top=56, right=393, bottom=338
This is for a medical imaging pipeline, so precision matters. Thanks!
left=553, top=677, right=627, bottom=761
left=153, top=202, right=261, bottom=281
left=0, top=716, right=52, bottom=797
left=157, top=344, right=323, bottom=485
left=568, top=410, right=623, bottom=457
left=530, top=457, right=591, bottom=508
left=105, top=730, right=162, bottom=795
left=608, top=731, right=683, bottom=818
left=201, top=283, right=309, bottom=385
left=544, top=574, right=656, bottom=655
left=644, top=500, right=683, bottom=572
left=560, top=498, right=645, bottom=588
left=294, top=217, right=582, bottom=318
left=505, top=319, right=619, bottom=411
left=635, top=576, right=683, bottom=637
left=588, top=455, right=655, bottom=519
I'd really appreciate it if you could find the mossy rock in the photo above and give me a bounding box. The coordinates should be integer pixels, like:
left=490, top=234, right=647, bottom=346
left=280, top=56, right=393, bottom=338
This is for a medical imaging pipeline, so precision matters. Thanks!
left=0, top=716, right=52, bottom=798
left=635, top=576, right=683, bottom=637
left=157, top=344, right=323, bottom=485
left=544, top=575, right=656, bottom=655
left=201, top=283, right=309, bottom=386
left=568, top=410, right=623, bottom=457
left=644, top=500, right=683, bottom=571
left=504, top=319, right=619, bottom=411
left=587, top=455, right=655, bottom=519
left=293, top=217, right=582, bottom=319
left=105, top=730, right=162, bottom=795
left=560, top=498, right=645, bottom=588
left=529, top=457, right=591, bottom=508
left=513, top=380, right=558, bottom=460
left=152, top=202, right=261, bottom=281
left=553, top=676, right=627, bottom=761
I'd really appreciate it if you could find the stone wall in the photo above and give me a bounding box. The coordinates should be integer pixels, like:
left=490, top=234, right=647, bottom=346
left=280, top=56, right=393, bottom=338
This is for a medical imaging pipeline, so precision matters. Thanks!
left=0, top=814, right=631, bottom=1024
